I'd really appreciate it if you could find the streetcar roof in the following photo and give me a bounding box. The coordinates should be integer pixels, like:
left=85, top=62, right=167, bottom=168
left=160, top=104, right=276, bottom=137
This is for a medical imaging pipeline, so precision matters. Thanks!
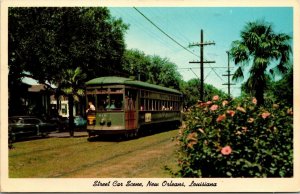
left=86, top=76, right=182, bottom=94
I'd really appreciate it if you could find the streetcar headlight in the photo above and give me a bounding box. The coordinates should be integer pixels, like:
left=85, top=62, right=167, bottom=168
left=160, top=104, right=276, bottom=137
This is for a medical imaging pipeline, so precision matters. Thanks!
left=100, top=118, right=105, bottom=125
left=107, top=120, right=111, bottom=127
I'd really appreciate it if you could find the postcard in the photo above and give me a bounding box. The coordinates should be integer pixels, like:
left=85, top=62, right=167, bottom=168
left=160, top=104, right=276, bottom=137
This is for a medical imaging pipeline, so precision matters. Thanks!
left=1, top=0, right=299, bottom=192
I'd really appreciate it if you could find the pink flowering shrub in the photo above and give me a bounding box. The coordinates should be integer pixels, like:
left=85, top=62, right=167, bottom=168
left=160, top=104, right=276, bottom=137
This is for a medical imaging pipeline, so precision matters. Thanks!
left=175, top=96, right=293, bottom=177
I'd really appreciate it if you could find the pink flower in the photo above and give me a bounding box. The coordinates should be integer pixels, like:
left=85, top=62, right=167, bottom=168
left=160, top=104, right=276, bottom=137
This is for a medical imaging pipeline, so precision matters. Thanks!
left=212, top=95, right=219, bottom=101
left=221, top=145, right=232, bottom=155
left=216, top=114, right=226, bottom=122
left=226, top=110, right=235, bottom=117
left=252, top=97, right=257, bottom=105
left=236, top=106, right=246, bottom=113
left=197, top=101, right=206, bottom=107
left=210, top=104, right=218, bottom=111
left=206, top=101, right=212, bottom=105
left=222, top=100, right=229, bottom=106
left=261, top=112, right=271, bottom=119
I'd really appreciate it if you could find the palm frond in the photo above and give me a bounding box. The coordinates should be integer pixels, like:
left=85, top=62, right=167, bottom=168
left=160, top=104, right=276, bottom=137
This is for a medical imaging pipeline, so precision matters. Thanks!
left=268, top=68, right=276, bottom=81
left=62, top=87, right=73, bottom=95
left=251, top=57, right=268, bottom=74
left=76, top=89, right=85, bottom=96
left=273, top=33, right=292, bottom=75
left=232, top=67, right=244, bottom=82
left=230, top=41, right=250, bottom=65
left=73, top=95, right=79, bottom=102
left=73, top=67, right=87, bottom=81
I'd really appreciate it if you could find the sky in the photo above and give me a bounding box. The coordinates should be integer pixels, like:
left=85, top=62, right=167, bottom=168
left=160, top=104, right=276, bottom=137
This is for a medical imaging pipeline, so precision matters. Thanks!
left=108, top=7, right=293, bottom=97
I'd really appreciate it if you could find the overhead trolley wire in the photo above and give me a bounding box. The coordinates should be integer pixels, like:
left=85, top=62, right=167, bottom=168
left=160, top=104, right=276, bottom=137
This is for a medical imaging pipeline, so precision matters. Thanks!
left=147, top=8, right=192, bottom=43
left=133, top=7, right=224, bottom=83
left=133, top=7, right=199, bottom=58
left=114, top=9, right=178, bottom=52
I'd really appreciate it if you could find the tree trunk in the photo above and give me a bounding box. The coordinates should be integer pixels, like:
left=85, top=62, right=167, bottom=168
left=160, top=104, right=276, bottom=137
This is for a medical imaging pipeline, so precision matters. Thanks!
left=255, top=87, right=264, bottom=106
left=69, top=95, right=75, bottom=137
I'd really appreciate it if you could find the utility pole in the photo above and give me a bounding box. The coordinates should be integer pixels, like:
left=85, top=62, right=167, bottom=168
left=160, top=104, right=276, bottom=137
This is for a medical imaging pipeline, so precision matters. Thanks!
left=222, top=51, right=235, bottom=100
left=189, top=29, right=215, bottom=101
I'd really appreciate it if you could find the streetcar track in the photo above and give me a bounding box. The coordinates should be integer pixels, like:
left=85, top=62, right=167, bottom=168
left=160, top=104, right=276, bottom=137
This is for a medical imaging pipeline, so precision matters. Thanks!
left=50, top=136, right=174, bottom=178
left=9, top=137, right=116, bottom=158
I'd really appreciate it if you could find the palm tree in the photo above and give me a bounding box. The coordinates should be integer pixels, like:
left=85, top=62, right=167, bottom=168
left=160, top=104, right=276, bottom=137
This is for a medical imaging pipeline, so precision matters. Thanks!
left=230, top=20, right=292, bottom=105
left=61, top=67, right=86, bottom=137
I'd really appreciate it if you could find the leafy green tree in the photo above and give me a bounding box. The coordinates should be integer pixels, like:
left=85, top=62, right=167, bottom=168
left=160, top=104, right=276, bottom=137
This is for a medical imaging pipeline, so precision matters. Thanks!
left=180, top=78, right=227, bottom=107
left=204, top=84, right=227, bottom=101
left=158, top=59, right=182, bottom=90
left=8, top=7, right=128, bottom=115
left=122, top=49, right=182, bottom=90
left=60, top=67, right=86, bottom=137
left=230, top=20, right=292, bottom=105
left=122, top=49, right=150, bottom=81
left=9, top=7, right=128, bottom=83
left=267, top=67, right=293, bottom=106
left=179, top=79, right=199, bottom=107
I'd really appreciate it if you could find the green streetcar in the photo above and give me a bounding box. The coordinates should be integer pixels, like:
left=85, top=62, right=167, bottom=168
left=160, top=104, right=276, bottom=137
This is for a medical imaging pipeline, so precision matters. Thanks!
left=85, top=76, right=182, bottom=137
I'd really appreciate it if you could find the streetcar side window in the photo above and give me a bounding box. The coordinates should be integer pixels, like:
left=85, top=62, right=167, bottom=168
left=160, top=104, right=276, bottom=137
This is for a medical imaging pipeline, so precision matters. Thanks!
left=140, top=98, right=145, bottom=111
left=139, top=90, right=181, bottom=111
left=125, top=89, right=137, bottom=111
left=145, top=99, right=148, bottom=110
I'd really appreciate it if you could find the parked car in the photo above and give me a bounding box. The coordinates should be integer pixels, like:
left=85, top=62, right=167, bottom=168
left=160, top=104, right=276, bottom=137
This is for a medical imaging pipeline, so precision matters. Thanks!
left=9, top=116, right=57, bottom=142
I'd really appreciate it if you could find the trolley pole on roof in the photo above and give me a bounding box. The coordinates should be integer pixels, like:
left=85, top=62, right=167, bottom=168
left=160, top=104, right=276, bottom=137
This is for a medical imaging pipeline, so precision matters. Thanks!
left=222, top=51, right=235, bottom=100
left=189, top=29, right=215, bottom=101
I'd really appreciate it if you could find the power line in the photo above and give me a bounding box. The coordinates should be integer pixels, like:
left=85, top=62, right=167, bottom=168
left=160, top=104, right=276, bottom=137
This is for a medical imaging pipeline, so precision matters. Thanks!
left=178, top=67, right=229, bottom=69
left=133, top=7, right=199, bottom=58
left=187, top=68, right=199, bottom=79
left=146, top=9, right=192, bottom=44
left=211, top=68, right=225, bottom=82
left=115, top=8, right=179, bottom=53
left=204, top=69, right=213, bottom=81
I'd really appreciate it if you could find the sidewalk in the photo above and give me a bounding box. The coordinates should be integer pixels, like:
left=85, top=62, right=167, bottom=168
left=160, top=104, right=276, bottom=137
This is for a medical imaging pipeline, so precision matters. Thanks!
left=48, top=131, right=88, bottom=138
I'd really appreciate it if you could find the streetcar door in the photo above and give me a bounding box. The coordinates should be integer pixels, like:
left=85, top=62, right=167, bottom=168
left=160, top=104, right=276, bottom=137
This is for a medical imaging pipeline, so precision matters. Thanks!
left=124, top=89, right=137, bottom=130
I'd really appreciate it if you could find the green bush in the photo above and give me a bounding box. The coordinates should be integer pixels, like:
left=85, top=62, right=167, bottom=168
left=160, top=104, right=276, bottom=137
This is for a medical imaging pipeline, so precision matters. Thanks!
left=175, top=96, right=293, bottom=177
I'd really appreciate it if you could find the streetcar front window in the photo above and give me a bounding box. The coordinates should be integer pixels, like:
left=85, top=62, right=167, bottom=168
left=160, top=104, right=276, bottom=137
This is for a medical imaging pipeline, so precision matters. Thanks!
left=108, top=94, right=123, bottom=110
left=97, top=94, right=109, bottom=111
left=96, top=94, right=123, bottom=111
left=87, top=87, right=126, bottom=112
